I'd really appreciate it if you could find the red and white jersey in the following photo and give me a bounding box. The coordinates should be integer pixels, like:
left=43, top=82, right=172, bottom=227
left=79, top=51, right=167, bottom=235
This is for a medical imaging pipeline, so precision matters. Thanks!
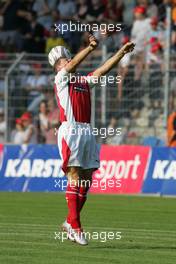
left=54, top=68, right=96, bottom=123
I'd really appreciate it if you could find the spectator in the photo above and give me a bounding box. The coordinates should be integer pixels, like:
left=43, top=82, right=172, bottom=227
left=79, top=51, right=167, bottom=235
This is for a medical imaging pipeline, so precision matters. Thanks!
left=15, top=0, right=36, bottom=51
left=103, top=0, right=124, bottom=23
left=170, top=60, right=176, bottom=100
left=74, top=0, right=90, bottom=22
left=57, top=0, right=77, bottom=20
left=32, top=0, right=57, bottom=30
left=145, top=17, right=165, bottom=55
left=172, top=0, right=176, bottom=24
left=0, top=108, right=5, bottom=143
left=131, top=5, right=151, bottom=50
left=147, top=41, right=163, bottom=65
left=45, top=99, right=60, bottom=144
left=171, top=0, right=176, bottom=50
left=56, top=0, right=80, bottom=52
left=12, top=118, right=26, bottom=144
left=45, top=25, right=68, bottom=53
left=131, top=5, right=151, bottom=80
left=21, top=112, right=37, bottom=144
left=86, top=0, right=106, bottom=22
left=16, top=0, right=34, bottom=31
left=137, top=0, right=158, bottom=17
left=167, top=111, right=176, bottom=147
left=0, top=0, right=19, bottom=31
left=123, top=0, right=136, bottom=26
left=23, top=11, right=45, bottom=53
left=0, top=0, right=22, bottom=51
left=150, top=1, right=169, bottom=23
left=37, top=100, right=49, bottom=143
left=148, top=17, right=162, bottom=40
left=50, top=10, right=74, bottom=48
left=148, top=42, right=163, bottom=100
left=117, top=35, right=132, bottom=101
left=106, top=116, right=124, bottom=145
left=25, top=63, right=48, bottom=113
left=0, top=69, right=5, bottom=100
left=51, top=10, right=61, bottom=26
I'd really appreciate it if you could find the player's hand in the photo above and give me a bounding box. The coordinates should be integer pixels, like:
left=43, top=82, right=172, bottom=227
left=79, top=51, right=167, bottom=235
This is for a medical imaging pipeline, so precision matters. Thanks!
left=122, top=42, right=135, bottom=54
left=89, top=34, right=98, bottom=50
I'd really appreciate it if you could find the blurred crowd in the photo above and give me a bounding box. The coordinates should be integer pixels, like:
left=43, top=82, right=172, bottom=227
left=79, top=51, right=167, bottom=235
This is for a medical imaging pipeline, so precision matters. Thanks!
left=0, top=0, right=176, bottom=145
left=10, top=99, right=60, bottom=144
left=0, top=0, right=176, bottom=54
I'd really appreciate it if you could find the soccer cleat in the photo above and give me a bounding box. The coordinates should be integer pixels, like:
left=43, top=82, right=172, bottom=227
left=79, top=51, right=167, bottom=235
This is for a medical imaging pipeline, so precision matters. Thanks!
left=71, top=228, right=88, bottom=246
left=61, top=220, right=75, bottom=242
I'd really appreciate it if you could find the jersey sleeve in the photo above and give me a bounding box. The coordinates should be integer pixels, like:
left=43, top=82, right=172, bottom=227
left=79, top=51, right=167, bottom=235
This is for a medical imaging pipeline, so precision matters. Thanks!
left=54, top=68, right=69, bottom=92
left=86, top=72, right=99, bottom=89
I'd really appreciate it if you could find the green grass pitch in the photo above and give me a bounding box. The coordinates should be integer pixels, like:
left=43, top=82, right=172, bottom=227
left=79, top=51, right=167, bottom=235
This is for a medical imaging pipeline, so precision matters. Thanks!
left=0, top=193, right=176, bottom=264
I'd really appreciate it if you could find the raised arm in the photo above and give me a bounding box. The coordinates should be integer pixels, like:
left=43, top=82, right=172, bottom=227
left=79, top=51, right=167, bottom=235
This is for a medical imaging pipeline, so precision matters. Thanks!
left=92, top=42, right=135, bottom=77
left=65, top=34, right=98, bottom=73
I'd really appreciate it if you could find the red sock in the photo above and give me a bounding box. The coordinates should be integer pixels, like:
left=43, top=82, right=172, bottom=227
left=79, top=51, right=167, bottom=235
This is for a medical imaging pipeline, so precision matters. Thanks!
left=78, top=185, right=90, bottom=212
left=65, top=183, right=80, bottom=229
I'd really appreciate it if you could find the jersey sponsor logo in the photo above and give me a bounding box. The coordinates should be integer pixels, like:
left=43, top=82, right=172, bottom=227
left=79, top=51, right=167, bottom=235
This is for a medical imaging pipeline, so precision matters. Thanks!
left=73, top=86, right=88, bottom=92
left=4, top=159, right=63, bottom=178
left=152, top=160, right=176, bottom=180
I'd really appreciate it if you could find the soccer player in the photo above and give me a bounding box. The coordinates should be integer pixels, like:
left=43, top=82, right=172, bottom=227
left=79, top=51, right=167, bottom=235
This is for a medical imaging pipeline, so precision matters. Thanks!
left=48, top=35, right=134, bottom=245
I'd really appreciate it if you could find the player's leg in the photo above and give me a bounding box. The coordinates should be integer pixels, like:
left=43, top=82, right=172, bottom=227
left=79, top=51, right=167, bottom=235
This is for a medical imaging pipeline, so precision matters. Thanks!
left=78, top=168, right=95, bottom=212
left=65, top=166, right=89, bottom=245
left=62, top=166, right=82, bottom=242
left=78, top=125, right=100, bottom=212
left=57, top=123, right=82, bottom=229
left=59, top=123, right=90, bottom=244
left=65, top=166, right=82, bottom=229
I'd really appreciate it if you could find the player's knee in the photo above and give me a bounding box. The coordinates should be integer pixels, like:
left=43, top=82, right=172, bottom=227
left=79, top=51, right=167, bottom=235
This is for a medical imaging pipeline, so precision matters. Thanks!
left=68, top=173, right=79, bottom=186
left=67, top=167, right=81, bottom=186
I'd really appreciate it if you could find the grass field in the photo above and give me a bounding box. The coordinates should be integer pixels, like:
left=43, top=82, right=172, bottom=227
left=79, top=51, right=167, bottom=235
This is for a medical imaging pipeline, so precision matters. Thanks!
left=0, top=193, right=176, bottom=264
